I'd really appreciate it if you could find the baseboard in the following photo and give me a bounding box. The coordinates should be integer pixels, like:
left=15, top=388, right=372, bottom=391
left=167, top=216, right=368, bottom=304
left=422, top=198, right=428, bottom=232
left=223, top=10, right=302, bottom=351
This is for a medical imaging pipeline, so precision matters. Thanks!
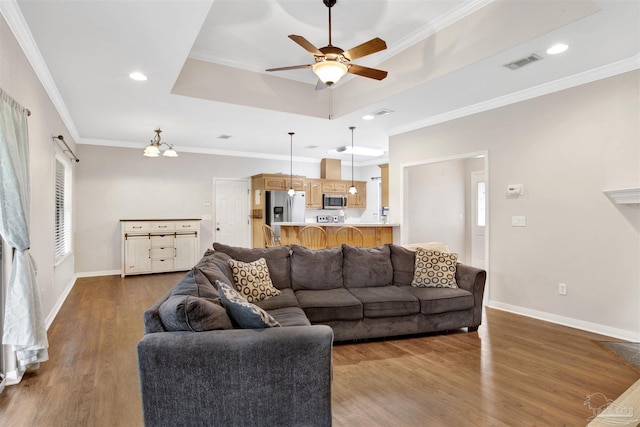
left=75, top=270, right=120, bottom=278
left=488, top=301, right=640, bottom=342
left=45, top=274, right=77, bottom=330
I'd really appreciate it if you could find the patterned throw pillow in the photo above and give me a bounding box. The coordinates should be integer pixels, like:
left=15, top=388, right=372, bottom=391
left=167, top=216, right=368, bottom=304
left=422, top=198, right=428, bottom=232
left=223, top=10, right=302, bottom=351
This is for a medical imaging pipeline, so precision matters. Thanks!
left=411, top=249, right=459, bottom=288
left=228, top=258, right=281, bottom=303
left=216, top=280, right=281, bottom=328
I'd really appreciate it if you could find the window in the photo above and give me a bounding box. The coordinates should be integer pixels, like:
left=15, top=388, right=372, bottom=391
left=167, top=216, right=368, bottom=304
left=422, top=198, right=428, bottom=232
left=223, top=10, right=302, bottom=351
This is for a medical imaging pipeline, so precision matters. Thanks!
left=54, top=157, right=72, bottom=262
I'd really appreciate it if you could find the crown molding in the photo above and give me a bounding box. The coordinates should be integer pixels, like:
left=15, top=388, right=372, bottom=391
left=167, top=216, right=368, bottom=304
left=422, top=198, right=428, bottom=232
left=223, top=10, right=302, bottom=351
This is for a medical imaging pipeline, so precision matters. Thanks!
left=0, top=1, right=80, bottom=141
left=388, top=53, right=640, bottom=136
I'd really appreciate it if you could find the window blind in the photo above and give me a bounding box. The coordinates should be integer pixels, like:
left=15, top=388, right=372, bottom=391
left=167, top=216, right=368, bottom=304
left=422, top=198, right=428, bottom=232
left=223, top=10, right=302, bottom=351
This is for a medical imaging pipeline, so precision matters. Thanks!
left=54, top=159, right=71, bottom=261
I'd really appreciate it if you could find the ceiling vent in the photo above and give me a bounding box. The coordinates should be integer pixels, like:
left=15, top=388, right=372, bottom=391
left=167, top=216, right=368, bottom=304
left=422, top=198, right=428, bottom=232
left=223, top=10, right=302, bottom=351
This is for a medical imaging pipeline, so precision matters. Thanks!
left=372, top=109, right=393, bottom=117
left=503, top=54, right=542, bottom=70
left=217, top=134, right=232, bottom=139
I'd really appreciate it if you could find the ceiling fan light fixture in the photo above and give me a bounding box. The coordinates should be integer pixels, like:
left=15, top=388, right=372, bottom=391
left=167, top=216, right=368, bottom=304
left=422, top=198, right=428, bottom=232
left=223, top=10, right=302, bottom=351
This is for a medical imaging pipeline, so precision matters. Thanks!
left=162, top=146, right=178, bottom=157
left=143, top=144, right=160, bottom=157
left=312, top=61, right=348, bottom=86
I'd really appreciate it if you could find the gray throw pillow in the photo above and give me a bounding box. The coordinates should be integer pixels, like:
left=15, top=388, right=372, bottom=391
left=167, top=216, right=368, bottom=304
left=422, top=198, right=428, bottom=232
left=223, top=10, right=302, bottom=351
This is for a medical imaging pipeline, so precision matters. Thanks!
left=216, top=280, right=281, bottom=329
left=389, top=244, right=416, bottom=286
left=159, top=295, right=232, bottom=332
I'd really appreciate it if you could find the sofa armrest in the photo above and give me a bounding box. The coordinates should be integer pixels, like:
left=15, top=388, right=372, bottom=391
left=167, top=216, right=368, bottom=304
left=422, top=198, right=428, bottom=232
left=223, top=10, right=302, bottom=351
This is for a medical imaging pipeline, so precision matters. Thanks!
left=137, top=325, right=334, bottom=427
left=455, top=263, right=487, bottom=328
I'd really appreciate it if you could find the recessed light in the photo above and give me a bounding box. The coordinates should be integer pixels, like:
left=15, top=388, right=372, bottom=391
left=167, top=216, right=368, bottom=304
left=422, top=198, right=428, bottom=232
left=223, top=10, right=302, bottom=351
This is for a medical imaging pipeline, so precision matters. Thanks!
left=129, top=72, right=147, bottom=81
left=546, top=43, right=568, bottom=55
left=362, top=114, right=374, bottom=120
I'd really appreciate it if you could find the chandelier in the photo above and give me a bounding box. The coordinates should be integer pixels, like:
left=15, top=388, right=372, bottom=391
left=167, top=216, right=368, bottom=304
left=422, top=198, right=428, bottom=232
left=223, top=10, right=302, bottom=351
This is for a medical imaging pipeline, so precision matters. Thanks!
left=143, top=128, right=178, bottom=157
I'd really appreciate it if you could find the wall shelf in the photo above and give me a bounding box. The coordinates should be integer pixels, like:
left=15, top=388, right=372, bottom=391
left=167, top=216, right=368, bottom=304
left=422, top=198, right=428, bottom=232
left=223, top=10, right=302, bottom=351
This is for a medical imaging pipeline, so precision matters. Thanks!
left=603, top=188, right=640, bottom=206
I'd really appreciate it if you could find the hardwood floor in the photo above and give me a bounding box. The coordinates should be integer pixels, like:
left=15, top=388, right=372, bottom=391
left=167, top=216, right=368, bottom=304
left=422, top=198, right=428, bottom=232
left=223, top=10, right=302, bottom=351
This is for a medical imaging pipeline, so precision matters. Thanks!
left=0, top=273, right=637, bottom=426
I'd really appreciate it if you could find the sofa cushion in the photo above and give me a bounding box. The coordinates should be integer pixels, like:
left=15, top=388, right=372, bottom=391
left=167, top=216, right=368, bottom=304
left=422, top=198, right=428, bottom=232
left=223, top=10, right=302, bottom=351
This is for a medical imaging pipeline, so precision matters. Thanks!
left=267, top=307, right=312, bottom=327
left=399, top=286, right=474, bottom=314
left=253, top=288, right=299, bottom=311
left=216, top=280, right=281, bottom=328
left=158, top=295, right=233, bottom=332
left=170, top=268, right=220, bottom=301
left=228, top=257, right=281, bottom=303
left=412, top=249, right=458, bottom=288
left=194, top=251, right=234, bottom=299
left=348, top=286, right=420, bottom=318
left=213, top=243, right=292, bottom=289
left=389, top=244, right=416, bottom=287
left=342, top=244, right=393, bottom=288
left=295, top=288, right=362, bottom=322
left=291, top=245, right=343, bottom=290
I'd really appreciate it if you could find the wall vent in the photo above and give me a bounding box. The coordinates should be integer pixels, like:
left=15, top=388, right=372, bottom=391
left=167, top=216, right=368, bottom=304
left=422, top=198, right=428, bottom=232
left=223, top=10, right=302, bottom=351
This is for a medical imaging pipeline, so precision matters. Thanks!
left=503, top=54, right=542, bottom=70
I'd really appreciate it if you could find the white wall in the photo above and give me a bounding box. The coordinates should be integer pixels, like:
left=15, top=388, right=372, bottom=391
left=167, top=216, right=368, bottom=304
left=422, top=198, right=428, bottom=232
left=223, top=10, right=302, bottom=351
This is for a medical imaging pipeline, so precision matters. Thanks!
left=406, top=159, right=467, bottom=258
left=0, top=14, right=77, bottom=326
left=389, top=70, right=640, bottom=340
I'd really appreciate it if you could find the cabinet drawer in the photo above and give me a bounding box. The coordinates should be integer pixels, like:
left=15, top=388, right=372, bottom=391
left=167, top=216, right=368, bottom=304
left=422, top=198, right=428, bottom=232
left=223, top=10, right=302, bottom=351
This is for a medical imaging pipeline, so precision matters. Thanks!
left=151, top=259, right=175, bottom=272
left=175, top=221, right=199, bottom=231
left=150, top=247, right=174, bottom=259
left=124, top=222, right=149, bottom=233
left=150, top=222, right=175, bottom=232
left=150, top=235, right=174, bottom=247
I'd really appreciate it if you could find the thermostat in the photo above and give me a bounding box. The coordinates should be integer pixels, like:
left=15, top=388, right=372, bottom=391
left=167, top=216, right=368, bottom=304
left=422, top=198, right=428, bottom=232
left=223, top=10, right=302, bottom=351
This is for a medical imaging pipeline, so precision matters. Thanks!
left=507, top=184, right=523, bottom=198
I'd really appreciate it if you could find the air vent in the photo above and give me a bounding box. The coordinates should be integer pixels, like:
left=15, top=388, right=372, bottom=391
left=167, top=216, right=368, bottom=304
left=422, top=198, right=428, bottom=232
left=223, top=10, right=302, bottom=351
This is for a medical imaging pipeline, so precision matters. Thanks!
left=217, top=134, right=232, bottom=139
left=305, top=145, right=319, bottom=149
left=372, top=109, right=393, bottom=117
left=503, top=54, right=543, bottom=70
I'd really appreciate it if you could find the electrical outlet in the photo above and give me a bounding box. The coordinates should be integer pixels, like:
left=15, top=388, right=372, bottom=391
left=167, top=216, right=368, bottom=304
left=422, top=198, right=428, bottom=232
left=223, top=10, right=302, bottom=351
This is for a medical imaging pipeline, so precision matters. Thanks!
left=558, top=283, right=567, bottom=296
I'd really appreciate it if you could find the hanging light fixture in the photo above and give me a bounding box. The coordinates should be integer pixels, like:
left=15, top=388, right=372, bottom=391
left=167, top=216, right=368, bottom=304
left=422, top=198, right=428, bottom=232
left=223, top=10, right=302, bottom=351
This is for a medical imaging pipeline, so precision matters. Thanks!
left=288, top=132, right=295, bottom=196
left=143, top=128, right=178, bottom=157
left=348, top=126, right=357, bottom=195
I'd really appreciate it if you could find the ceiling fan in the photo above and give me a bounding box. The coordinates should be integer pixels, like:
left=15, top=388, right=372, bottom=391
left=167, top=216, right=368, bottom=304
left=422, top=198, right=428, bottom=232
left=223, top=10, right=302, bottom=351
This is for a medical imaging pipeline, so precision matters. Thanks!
left=266, top=0, right=388, bottom=89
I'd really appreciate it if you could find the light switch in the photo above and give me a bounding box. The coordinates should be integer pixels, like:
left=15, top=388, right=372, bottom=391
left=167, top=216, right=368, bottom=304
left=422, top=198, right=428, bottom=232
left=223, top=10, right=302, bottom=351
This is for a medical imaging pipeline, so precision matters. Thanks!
left=512, top=216, right=526, bottom=227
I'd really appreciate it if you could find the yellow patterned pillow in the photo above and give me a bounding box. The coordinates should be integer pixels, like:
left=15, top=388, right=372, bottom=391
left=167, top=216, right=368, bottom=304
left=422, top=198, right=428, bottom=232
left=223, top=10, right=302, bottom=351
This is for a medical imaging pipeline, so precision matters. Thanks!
left=411, top=249, right=458, bottom=288
left=228, top=258, right=281, bottom=303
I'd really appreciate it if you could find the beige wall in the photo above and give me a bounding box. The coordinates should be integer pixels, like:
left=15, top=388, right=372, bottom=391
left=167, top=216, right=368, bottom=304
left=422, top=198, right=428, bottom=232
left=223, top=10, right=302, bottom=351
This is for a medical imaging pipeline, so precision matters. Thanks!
left=0, top=14, right=77, bottom=325
left=389, top=70, right=640, bottom=339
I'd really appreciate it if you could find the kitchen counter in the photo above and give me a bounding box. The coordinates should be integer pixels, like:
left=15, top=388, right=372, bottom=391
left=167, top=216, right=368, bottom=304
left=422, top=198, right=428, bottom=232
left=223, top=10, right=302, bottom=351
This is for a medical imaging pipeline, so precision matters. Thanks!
left=278, top=222, right=399, bottom=227
left=278, top=223, right=398, bottom=248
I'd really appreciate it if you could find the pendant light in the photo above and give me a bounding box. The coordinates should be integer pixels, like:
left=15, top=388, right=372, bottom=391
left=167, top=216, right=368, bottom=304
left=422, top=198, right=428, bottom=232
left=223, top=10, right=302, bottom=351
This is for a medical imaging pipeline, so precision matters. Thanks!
left=143, top=128, right=178, bottom=157
left=288, top=132, right=295, bottom=196
left=348, top=126, right=357, bottom=195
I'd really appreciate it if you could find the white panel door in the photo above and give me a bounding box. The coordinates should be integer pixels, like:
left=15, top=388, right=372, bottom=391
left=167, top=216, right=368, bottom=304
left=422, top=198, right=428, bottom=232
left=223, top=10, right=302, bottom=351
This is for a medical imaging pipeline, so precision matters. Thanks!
left=214, top=179, right=250, bottom=247
left=471, top=171, right=486, bottom=269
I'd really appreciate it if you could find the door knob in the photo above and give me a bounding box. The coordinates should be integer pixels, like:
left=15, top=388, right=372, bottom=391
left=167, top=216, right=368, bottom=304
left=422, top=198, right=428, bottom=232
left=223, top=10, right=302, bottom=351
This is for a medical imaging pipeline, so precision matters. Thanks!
left=216, top=228, right=220, bottom=231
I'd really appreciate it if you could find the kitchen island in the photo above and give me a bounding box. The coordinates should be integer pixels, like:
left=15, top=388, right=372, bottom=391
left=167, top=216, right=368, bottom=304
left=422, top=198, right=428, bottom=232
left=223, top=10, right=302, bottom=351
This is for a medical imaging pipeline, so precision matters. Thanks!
left=278, top=222, right=399, bottom=248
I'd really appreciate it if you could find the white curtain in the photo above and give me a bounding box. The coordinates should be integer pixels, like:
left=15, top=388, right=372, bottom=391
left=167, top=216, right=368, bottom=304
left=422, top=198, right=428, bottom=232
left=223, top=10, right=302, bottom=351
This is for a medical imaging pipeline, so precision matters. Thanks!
left=0, top=88, right=48, bottom=378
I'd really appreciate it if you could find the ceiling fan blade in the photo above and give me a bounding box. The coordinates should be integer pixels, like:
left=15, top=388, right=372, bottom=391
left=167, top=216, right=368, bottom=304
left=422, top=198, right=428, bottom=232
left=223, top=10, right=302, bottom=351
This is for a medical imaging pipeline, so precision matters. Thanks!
left=289, top=35, right=323, bottom=56
left=315, top=80, right=328, bottom=91
left=266, top=64, right=312, bottom=72
left=348, top=64, right=388, bottom=81
left=343, top=37, right=387, bottom=61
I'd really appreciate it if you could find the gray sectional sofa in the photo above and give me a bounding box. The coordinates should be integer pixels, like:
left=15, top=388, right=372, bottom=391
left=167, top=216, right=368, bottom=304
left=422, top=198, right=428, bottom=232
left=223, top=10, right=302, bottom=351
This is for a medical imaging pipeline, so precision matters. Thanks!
left=137, top=242, right=486, bottom=426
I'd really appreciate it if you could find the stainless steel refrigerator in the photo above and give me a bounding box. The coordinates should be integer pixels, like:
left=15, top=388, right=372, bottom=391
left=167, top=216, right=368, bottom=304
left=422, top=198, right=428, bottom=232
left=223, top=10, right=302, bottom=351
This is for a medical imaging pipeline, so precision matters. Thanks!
left=266, top=191, right=306, bottom=237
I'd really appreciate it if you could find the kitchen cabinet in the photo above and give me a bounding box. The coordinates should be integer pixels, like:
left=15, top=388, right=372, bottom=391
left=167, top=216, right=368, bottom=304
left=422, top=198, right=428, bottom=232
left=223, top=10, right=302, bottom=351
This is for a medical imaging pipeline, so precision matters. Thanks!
left=379, top=163, right=389, bottom=207
left=264, top=175, right=304, bottom=191
left=120, top=219, right=200, bottom=277
left=280, top=224, right=395, bottom=248
left=347, top=182, right=367, bottom=208
left=321, top=181, right=348, bottom=194
left=304, top=179, right=323, bottom=209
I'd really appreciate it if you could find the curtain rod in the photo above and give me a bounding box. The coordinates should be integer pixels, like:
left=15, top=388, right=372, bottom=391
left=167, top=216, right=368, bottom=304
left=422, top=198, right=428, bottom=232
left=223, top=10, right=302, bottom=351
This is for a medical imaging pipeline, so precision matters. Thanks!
left=53, top=135, right=80, bottom=162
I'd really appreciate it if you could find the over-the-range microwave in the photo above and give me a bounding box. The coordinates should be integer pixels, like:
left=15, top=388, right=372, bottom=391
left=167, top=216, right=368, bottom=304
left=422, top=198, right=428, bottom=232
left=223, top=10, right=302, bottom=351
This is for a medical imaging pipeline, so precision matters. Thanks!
left=323, top=194, right=348, bottom=209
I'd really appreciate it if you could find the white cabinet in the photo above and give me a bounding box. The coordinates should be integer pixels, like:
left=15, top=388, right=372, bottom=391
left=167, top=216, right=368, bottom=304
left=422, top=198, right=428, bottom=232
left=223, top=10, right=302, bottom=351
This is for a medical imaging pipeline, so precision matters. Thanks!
left=121, top=219, right=201, bottom=277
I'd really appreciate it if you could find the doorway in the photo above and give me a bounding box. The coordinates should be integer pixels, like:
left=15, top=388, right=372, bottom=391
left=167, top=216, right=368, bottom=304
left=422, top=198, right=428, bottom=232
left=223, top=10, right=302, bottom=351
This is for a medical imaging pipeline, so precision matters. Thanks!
left=401, top=151, right=489, bottom=274
left=213, top=178, right=250, bottom=247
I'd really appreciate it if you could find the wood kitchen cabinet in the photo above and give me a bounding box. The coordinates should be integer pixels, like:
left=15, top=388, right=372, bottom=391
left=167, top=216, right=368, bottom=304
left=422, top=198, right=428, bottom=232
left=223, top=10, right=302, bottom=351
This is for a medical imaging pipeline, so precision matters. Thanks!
left=120, top=219, right=200, bottom=277
left=264, top=175, right=304, bottom=191
left=347, top=182, right=367, bottom=208
left=321, top=180, right=348, bottom=194
left=304, top=179, right=323, bottom=209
